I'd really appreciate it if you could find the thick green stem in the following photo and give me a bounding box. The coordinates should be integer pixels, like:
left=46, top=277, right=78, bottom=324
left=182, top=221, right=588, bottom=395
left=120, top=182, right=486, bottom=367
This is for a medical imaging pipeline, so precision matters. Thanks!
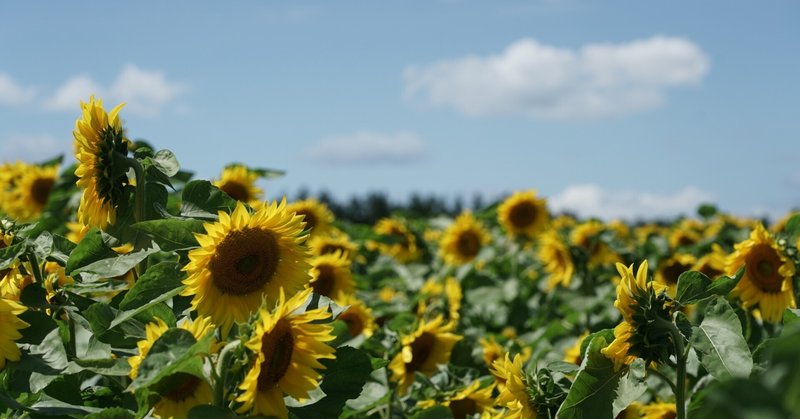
left=119, top=154, right=149, bottom=273
left=661, top=317, right=687, bottom=419
left=26, top=251, right=44, bottom=284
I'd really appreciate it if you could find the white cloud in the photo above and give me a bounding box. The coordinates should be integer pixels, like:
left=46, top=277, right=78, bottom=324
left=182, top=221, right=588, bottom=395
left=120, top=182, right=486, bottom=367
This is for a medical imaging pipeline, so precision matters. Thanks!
left=1, top=134, right=70, bottom=162
left=305, top=131, right=425, bottom=164
left=43, top=64, right=187, bottom=117
left=404, top=35, right=709, bottom=119
left=549, top=184, right=713, bottom=220
left=0, top=73, right=36, bottom=105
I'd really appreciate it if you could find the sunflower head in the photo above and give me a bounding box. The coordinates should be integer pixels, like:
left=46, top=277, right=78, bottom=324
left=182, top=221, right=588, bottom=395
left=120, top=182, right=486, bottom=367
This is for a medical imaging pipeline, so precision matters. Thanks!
left=727, top=224, right=796, bottom=323
left=235, top=289, right=336, bottom=418
left=538, top=229, right=575, bottom=290
left=308, top=230, right=358, bottom=260
left=439, top=211, right=490, bottom=265
left=286, top=199, right=334, bottom=237
left=213, top=165, right=263, bottom=204
left=640, top=401, right=677, bottom=419
left=308, top=251, right=354, bottom=299
left=182, top=200, right=311, bottom=333
left=0, top=162, right=25, bottom=216
left=692, top=243, right=727, bottom=279
left=0, top=297, right=29, bottom=369
left=668, top=219, right=704, bottom=249
left=418, top=380, right=496, bottom=419
left=2, top=163, right=58, bottom=222
left=491, top=353, right=538, bottom=418
left=74, top=96, right=131, bottom=230
left=655, top=253, right=697, bottom=297
left=570, top=220, right=619, bottom=267
left=335, top=292, right=377, bottom=338
left=498, top=190, right=549, bottom=238
left=417, top=277, right=462, bottom=321
left=389, top=315, right=462, bottom=394
left=369, top=218, right=420, bottom=263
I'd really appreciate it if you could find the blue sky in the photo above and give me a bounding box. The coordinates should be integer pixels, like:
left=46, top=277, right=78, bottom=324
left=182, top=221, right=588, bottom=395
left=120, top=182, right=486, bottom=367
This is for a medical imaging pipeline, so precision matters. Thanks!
left=1, top=1, right=798, bottom=219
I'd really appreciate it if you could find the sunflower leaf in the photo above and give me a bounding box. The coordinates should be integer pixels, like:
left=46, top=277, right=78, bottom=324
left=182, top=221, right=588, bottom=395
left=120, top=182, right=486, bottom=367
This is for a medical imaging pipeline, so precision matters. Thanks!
left=119, top=261, right=184, bottom=310
left=690, top=296, right=753, bottom=380
left=128, top=328, right=214, bottom=392
left=150, top=149, right=180, bottom=177
left=131, top=219, right=205, bottom=252
left=675, top=268, right=744, bottom=306
left=180, top=180, right=236, bottom=220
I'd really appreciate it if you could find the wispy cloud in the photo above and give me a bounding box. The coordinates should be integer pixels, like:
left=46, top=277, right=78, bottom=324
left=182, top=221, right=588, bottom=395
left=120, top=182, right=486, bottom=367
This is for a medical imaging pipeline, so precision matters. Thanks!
left=404, top=35, right=709, bottom=119
left=549, top=184, right=713, bottom=220
left=0, top=73, right=36, bottom=106
left=305, top=131, right=425, bottom=164
left=1, top=133, right=70, bottom=162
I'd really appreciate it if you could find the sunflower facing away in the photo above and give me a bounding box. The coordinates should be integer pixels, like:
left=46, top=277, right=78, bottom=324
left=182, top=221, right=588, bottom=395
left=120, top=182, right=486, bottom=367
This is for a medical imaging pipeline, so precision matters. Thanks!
left=308, top=251, right=354, bottom=298
left=417, top=379, right=495, bottom=419
left=213, top=165, right=263, bottom=204
left=438, top=211, right=491, bottom=265
left=497, top=190, right=549, bottom=238
left=74, top=96, right=130, bottom=230
left=491, top=353, right=537, bottom=419
left=182, top=200, right=310, bottom=333
left=3, top=164, right=58, bottom=222
left=286, top=198, right=334, bottom=236
left=538, top=229, right=575, bottom=290
left=0, top=297, right=28, bottom=369
left=128, top=317, right=216, bottom=419
left=727, top=224, right=796, bottom=323
left=235, top=289, right=336, bottom=419
left=389, top=315, right=462, bottom=394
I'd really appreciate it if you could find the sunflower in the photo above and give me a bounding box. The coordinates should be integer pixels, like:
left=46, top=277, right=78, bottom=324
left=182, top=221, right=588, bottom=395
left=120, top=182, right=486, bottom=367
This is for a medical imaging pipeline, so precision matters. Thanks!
left=389, top=315, right=462, bottom=394
left=66, top=222, right=90, bottom=244
left=668, top=219, right=704, bottom=249
left=213, top=165, right=263, bottom=204
left=692, top=244, right=727, bottom=279
left=438, top=212, right=490, bottom=265
left=3, top=164, right=58, bottom=222
left=0, top=297, right=28, bottom=369
left=538, top=229, right=575, bottom=290
left=655, top=253, right=697, bottom=297
left=335, top=293, right=377, bottom=338
left=182, top=200, right=310, bottom=333
left=378, top=286, right=401, bottom=303
left=0, top=265, right=33, bottom=301
left=640, top=401, right=677, bottom=419
left=308, top=251, right=354, bottom=299
left=417, top=277, right=462, bottom=321
left=369, top=218, right=420, bottom=263
left=44, top=262, right=74, bottom=306
left=491, top=353, right=537, bottom=419
left=570, top=220, right=619, bottom=268
left=0, top=162, right=25, bottom=215
left=726, top=224, right=796, bottom=323
left=74, top=96, right=131, bottom=230
left=286, top=199, right=334, bottom=237
left=128, top=317, right=216, bottom=419
left=617, top=402, right=644, bottom=419
left=563, top=331, right=589, bottom=366
left=308, top=230, right=359, bottom=261
left=418, top=380, right=495, bottom=419
left=479, top=336, right=504, bottom=369
left=551, top=214, right=576, bottom=230
left=497, top=190, right=549, bottom=238
left=607, top=219, right=631, bottom=241
left=235, top=289, right=336, bottom=418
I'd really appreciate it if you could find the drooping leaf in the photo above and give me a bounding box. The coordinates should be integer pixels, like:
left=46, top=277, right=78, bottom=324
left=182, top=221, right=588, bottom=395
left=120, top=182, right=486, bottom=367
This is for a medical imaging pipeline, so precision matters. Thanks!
left=132, top=219, right=204, bottom=251
left=179, top=180, right=236, bottom=219
left=119, top=261, right=184, bottom=310
left=129, top=328, right=214, bottom=391
left=690, top=296, right=753, bottom=380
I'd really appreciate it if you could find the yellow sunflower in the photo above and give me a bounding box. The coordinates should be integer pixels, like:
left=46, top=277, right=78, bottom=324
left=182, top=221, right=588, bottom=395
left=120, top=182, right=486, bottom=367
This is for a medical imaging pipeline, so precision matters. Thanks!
left=563, top=331, right=589, bottom=366
left=182, top=200, right=310, bottom=333
left=0, top=297, right=29, bottom=369
left=418, top=380, right=495, bottom=419
left=66, top=221, right=90, bottom=244
left=0, top=265, right=33, bottom=301
left=4, top=164, right=58, bottom=222
left=479, top=336, right=504, bottom=369
left=608, top=219, right=631, bottom=241
left=308, top=229, right=359, bottom=261
left=538, top=229, right=575, bottom=290
left=73, top=96, right=131, bottom=230
left=335, top=293, right=377, bottom=338
left=308, top=251, right=354, bottom=299
left=378, top=286, right=401, bottom=303
left=640, top=401, right=677, bottom=419
left=497, top=190, right=549, bottom=238
left=129, top=317, right=216, bottom=419
left=668, top=219, right=704, bottom=249
left=655, top=253, right=697, bottom=297
left=235, top=289, right=336, bottom=419
left=692, top=244, right=727, bottom=279
left=417, top=277, right=462, bottom=321
left=286, top=199, right=334, bottom=237
left=0, top=162, right=25, bottom=215
left=551, top=214, right=576, bottom=230
left=491, top=353, right=537, bottom=419
left=726, top=224, right=796, bottom=323
left=369, top=218, right=420, bottom=263
left=439, top=212, right=491, bottom=265
left=389, top=315, right=462, bottom=394
left=570, top=220, right=619, bottom=268
left=617, top=402, right=644, bottom=419
left=213, top=165, right=263, bottom=204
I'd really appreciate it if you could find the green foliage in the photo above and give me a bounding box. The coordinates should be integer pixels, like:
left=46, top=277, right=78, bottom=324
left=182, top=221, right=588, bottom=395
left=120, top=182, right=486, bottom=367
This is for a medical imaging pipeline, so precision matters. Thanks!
left=690, top=297, right=753, bottom=380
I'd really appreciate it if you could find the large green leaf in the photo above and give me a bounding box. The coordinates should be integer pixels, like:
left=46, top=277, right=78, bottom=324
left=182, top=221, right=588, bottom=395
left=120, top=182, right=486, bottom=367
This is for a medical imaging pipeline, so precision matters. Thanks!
left=132, top=219, right=204, bottom=251
left=290, top=346, right=373, bottom=419
left=675, top=268, right=744, bottom=306
left=110, top=285, right=185, bottom=328
left=179, top=180, right=236, bottom=219
left=688, top=377, right=787, bottom=419
left=129, top=328, right=214, bottom=392
left=65, top=228, right=116, bottom=274
left=119, top=261, right=184, bottom=310
left=690, top=296, right=753, bottom=380
left=150, top=149, right=180, bottom=177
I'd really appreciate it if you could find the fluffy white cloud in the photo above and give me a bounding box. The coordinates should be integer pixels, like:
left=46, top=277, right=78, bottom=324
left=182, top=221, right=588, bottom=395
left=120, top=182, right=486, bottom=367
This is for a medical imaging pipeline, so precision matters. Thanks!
left=305, top=131, right=425, bottom=164
left=43, top=64, right=187, bottom=117
left=0, top=73, right=36, bottom=105
left=404, top=35, right=709, bottom=119
left=549, top=184, right=713, bottom=220
left=0, top=134, right=69, bottom=161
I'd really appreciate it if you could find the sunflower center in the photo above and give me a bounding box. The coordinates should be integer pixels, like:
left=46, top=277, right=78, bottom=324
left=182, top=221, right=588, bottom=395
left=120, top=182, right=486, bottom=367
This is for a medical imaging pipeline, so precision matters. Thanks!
left=311, top=264, right=336, bottom=297
left=96, top=126, right=129, bottom=205
left=339, top=310, right=364, bottom=337
left=456, top=231, right=481, bottom=258
left=745, top=244, right=784, bottom=293
left=662, top=261, right=693, bottom=286
left=297, top=210, right=318, bottom=231
left=31, top=177, right=54, bottom=206
left=405, top=332, right=436, bottom=372
left=163, top=373, right=201, bottom=402
left=219, top=181, right=250, bottom=202
left=509, top=202, right=537, bottom=229
left=257, top=319, right=294, bottom=391
left=449, top=398, right=478, bottom=419
left=697, top=261, right=723, bottom=279
left=209, top=228, right=279, bottom=295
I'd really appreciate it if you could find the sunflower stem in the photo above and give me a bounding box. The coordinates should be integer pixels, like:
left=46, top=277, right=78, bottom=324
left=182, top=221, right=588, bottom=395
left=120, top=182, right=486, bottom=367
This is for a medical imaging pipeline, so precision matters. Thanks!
left=26, top=251, right=44, bottom=284
left=119, top=154, right=149, bottom=273
left=662, top=316, right=688, bottom=419
left=646, top=367, right=678, bottom=395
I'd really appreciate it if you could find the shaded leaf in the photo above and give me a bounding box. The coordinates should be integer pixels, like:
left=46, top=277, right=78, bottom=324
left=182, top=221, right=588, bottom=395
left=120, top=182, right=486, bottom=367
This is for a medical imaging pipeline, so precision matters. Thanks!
left=132, top=219, right=204, bottom=251
left=690, top=296, right=753, bottom=380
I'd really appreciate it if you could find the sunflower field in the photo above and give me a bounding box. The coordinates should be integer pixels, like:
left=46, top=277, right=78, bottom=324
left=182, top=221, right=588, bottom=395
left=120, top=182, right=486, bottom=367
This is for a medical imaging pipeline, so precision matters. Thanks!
left=1, top=97, right=799, bottom=419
